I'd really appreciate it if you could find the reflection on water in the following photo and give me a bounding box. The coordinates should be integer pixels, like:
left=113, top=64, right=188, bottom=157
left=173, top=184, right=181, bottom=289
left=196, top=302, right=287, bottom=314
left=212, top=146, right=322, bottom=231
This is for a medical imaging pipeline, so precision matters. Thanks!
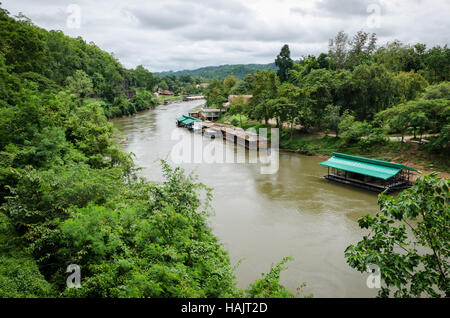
left=112, top=101, right=379, bottom=297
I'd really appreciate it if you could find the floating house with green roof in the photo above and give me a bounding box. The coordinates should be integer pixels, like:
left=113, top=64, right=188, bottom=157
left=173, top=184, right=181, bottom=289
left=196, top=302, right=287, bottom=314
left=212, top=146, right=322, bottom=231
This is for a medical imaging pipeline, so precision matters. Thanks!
left=320, top=153, right=418, bottom=193
left=176, top=115, right=201, bottom=129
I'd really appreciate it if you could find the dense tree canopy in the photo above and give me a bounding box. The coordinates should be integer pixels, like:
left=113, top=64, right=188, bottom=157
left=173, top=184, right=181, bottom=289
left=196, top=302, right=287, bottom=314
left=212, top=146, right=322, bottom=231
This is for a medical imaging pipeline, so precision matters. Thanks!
left=0, top=7, right=159, bottom=117
left=0, top=6, right=295, bottom=298
left=345, top=174, right=449, bottom=298
left=275, top=44, right=294, bottom=82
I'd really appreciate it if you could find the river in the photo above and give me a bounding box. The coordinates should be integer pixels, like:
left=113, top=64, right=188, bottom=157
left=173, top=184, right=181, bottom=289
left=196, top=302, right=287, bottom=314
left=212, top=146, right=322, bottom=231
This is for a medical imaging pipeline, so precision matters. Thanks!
left=112, top=100, right=379, bottom=298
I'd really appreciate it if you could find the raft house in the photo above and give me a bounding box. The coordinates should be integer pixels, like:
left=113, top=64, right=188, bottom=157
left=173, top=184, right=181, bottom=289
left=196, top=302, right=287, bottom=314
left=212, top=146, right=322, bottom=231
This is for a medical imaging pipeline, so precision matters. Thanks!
left=176, top=116, right=267, bottom=149
left=320, top=153, right=417, bottom=193
left=176, top=115, right=201, bottom=130
left=183, top=96, right=205, bottom=101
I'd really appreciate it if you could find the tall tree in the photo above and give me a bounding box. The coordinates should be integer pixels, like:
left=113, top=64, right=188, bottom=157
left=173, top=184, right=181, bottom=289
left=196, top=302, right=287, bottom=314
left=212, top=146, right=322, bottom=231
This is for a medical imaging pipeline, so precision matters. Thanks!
left=328, top=31, right=349, bottom=69
left=223, top=74, right=238, bottom=95
left=275, top=44, right=294, bottom=82
left=323, top=104, right=342, bottom=137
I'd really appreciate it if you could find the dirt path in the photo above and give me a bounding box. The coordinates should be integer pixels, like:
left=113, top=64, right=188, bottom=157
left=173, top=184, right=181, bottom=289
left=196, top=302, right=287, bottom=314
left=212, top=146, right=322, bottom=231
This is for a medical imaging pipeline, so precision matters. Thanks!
left=388, top=141, right=450, bottom=181
left=387, top=133, right=439, bottom=143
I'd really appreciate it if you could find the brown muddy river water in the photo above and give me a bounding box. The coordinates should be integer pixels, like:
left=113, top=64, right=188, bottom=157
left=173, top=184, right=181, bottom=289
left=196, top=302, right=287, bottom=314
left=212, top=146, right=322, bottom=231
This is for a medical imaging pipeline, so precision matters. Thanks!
left=112, top=100, right=379, bottom=297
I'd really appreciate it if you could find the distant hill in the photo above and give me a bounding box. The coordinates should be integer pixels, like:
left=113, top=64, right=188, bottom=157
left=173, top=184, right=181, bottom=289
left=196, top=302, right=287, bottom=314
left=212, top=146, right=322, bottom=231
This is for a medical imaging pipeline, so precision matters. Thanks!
left=155, top=63, right=277, bottom=80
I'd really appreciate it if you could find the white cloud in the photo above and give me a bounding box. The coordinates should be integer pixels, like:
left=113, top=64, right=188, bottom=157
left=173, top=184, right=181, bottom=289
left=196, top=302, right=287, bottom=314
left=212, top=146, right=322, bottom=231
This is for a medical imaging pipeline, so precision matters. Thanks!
left=2, top=0, right=449, bottom=72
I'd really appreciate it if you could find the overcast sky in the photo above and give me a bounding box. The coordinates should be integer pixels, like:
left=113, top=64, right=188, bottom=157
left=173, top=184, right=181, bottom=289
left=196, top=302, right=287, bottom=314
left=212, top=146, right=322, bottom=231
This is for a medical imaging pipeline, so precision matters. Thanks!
left=2, top=0, right=449, bottom=72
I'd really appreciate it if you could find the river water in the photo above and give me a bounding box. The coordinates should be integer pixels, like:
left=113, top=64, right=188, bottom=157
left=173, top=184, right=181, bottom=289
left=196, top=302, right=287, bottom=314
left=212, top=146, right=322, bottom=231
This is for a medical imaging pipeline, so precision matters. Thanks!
left=112, top=100, right=379, bottom=298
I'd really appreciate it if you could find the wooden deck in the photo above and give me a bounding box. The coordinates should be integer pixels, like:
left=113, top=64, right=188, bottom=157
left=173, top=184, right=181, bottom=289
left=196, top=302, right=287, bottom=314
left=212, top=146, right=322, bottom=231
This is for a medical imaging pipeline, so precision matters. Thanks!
left=324, top=174, right=411, bottom=193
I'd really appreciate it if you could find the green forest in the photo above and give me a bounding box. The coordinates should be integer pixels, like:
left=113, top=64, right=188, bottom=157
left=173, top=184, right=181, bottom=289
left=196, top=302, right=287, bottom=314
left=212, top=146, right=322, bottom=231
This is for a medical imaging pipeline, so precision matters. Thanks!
left=156, top=63, right=277, bottom=80
left=201, top=33, right=449, bottom=297
left=0, top=7, right=295, bottom=297
left=0, top=4, right=449, bottom=299
left=205, top=32, right=450, bottom=169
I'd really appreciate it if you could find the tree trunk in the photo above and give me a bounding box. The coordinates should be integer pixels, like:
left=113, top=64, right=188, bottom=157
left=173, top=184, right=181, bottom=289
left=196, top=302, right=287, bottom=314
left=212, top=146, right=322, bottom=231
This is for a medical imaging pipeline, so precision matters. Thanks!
left=290, top=122, right=294, bottom=140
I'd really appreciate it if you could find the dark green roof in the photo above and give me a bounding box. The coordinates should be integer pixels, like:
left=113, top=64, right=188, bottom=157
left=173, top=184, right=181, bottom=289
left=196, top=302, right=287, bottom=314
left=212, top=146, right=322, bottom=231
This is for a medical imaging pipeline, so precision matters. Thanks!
left=320, top=153, right=417, bottom=180
left=182, top=118, right=196, bottom=125
left=176, top=115, right=201, bottom=125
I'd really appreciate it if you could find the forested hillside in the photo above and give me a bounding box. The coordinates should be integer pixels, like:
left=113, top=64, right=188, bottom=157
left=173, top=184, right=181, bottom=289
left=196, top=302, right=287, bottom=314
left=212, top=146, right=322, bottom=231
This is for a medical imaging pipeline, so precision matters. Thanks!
left=156, top=63, right=277, bottom=80
left=207, top=32, right=450, bottom=165
left=0, top=7, right=293, bottom=298
left=0, top=8, right=160, bottom=117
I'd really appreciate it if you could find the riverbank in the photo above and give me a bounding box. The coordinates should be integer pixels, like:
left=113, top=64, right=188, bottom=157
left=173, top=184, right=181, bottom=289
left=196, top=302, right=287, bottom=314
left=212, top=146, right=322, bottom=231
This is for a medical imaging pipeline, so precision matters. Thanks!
left=217, top=115, right=449, bottom=178
left=111, top=100, right=381, bottom=297
left=156, top=95, right=184, bottom=103
left=279, top=133, right=450, bottom=180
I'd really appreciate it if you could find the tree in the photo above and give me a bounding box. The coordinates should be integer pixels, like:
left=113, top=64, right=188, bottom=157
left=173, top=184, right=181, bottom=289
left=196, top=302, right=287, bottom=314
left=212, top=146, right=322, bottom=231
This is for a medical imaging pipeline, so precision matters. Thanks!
left=395, top=71, right=428, bottom=102
left=247, top=70, right=279, bottom=124
left=339, top=63, right=397, bottom=120
left=159, top=80, right=169, bottom=90
left=427, top=124, right=450, bottom=157
left=317, top=53, right=330, bottom=70
left=323, top=104, right=342, bottom=137
left=345, top=174, right=449, bottom=298
left=424, top=45, right=450, bottom=83
left=275, top=44, right=294, bottom=82
left=339, top=111, right=372, bottom=144
left=66, top=70, right=93, bottom=99
left=390, top=112, right=410, bottom=142
left=229, top=79, right=252, bottom=95
left=223, top=74, right=238, bottom=95
left=131, top=65, right=158, bottom=91
left=421, top=81, right=450, bottom=100
left=277, top=82, right=300, bottom=138
left=328, top=31, right=349, bottom=69
left=409, top=111, right=429, bottom=142
left=300, top=69, right=335, bottom=127
left=205, top=79, right=227, bottom=108
left=346, top=31, right=374, bottom=68
left=377, top=98, right=450, bottom=141
left=228, top=95, right=246, bottom=126
left=245, top=257, right=295, bottom=298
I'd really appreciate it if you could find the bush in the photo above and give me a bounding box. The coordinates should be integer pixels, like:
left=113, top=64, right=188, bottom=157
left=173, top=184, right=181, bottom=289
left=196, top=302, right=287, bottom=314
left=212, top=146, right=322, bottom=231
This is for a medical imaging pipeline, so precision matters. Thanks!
left=339, top=113, right=372, bottom=144
left=0, top=214, right=55, bottom=297
left=427, top=124, right=450, bottom=156
left=245, top=257, right=294, bottom=298
left=358, top=128, right=388, bottom=149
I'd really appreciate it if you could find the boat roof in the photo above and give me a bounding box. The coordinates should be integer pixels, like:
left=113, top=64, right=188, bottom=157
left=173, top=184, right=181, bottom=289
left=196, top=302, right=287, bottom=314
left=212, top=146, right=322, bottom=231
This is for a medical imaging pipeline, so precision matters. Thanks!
left=176, top=115, right=201, bottom=125
left=320, top=153, right=417, bottom=180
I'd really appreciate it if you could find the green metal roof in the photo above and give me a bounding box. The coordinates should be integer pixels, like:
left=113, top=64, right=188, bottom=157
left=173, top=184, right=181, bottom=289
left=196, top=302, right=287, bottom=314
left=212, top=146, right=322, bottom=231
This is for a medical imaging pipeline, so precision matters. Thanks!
left=177, top=115, right=200, bottom=125
left=182, top=118, right=196, bottom=125
left=320, top=153, right=417, bottom=180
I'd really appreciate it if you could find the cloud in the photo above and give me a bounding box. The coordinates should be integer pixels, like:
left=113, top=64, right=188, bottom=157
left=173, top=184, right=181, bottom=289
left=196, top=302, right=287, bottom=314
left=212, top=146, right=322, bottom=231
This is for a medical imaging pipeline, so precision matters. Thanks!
left=1, top=0, right=449, bottom=72
left=314, top=0, right=376, bottom=16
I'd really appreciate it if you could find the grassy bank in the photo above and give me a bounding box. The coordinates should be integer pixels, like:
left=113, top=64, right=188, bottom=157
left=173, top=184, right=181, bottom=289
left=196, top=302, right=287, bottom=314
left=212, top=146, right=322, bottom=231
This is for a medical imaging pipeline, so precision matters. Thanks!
left=280, top=133, right=450, bottom=174
left=156, top=95, right=184, bottom=103
left=217, top=114, right=449, bottom=174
